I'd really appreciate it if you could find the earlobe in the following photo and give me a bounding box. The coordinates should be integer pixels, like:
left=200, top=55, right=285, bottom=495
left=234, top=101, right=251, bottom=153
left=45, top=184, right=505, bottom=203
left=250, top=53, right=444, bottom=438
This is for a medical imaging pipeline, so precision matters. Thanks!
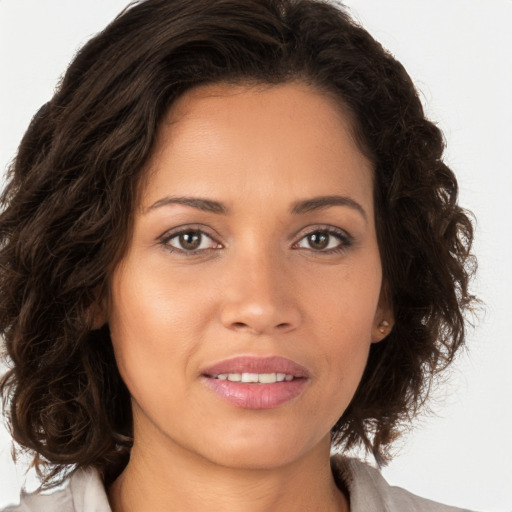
left=378, top=320, right=390, bottom=334
left=86, top=291, right=109, bottom=330
left=371, top=318, right=394, bottom=343
left=371, top=284, right=394, bottom=343
left=87, top=301, right=107, bottom=330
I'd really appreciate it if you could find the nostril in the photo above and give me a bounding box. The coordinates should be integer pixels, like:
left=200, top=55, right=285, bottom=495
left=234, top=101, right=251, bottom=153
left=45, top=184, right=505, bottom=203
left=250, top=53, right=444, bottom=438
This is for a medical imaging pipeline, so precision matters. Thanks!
left=229, top=321, right=290, bottom=332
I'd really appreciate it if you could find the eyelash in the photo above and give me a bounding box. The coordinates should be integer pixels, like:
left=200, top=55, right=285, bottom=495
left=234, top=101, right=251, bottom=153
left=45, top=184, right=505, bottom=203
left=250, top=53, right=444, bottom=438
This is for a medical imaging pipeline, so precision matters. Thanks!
left=293, top=226, right=353, bottom=254
left=159, top=226, right=353, bottom=256
left=159, top=227, right=221, bottom=256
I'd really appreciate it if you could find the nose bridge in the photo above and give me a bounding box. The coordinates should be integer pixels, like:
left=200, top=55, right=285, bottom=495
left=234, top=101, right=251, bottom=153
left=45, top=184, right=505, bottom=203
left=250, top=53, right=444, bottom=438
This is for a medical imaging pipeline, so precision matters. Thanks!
left=220, top=243, right=301, bottom=335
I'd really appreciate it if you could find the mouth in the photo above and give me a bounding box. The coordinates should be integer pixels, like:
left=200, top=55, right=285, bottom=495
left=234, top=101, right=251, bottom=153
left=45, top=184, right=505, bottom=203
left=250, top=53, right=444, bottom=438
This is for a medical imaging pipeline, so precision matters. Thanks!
left=202, top=355, right=309, bottom=379
left=210, top=372, right=297, bottom=383
left=201, top=356, right=309, bottom=409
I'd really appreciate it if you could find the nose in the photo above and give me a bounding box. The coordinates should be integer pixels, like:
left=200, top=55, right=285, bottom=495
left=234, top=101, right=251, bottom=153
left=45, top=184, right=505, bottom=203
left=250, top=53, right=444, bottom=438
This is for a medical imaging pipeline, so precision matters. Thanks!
left=220, top=250, right=302, bottom=336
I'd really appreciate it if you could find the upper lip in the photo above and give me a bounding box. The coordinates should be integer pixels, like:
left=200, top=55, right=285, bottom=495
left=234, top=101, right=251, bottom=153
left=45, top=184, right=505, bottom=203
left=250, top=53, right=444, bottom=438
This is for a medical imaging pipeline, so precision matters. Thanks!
left=202, top=356, right=310, bottom=378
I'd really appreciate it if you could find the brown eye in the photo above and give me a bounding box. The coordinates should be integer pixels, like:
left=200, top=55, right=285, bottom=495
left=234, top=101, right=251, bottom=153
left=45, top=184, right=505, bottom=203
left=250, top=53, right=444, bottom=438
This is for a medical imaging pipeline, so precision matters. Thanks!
left=165, top=230, right=219, bottom=252
left=306, top=232, right=329, bottom=250
left=179, top=231, right=201, bottom=250
left=296, top=229, right=350, bottom=252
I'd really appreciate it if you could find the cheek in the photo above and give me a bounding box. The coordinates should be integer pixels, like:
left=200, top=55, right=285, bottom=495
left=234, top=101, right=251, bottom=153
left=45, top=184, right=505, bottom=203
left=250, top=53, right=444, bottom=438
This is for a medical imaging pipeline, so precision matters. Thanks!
left=300, top=256, right=381, bottom=401
left=302, top=255, right=382, bottom=337
left=107, top=257, right=215, bottom=401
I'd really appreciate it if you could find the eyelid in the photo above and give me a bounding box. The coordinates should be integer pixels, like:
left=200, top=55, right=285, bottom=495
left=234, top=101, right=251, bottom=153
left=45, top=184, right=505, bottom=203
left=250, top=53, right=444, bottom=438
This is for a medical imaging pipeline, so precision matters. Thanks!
left=292, top=225, right=354, bottom=252
left=158, top=225, right=224, bottom=254
left=157, top=223, right=353, bottom=255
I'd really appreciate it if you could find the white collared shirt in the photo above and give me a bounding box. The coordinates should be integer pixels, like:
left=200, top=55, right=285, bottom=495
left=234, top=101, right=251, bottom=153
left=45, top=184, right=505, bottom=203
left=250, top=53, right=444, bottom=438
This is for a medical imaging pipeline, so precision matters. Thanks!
left=2, top=457, right=476, bottom=512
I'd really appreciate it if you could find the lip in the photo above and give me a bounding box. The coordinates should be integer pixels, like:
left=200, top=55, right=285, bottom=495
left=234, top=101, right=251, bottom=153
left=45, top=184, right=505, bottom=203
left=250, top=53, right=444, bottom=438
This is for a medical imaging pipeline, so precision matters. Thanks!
left=201, top=356, right=309, bottom=410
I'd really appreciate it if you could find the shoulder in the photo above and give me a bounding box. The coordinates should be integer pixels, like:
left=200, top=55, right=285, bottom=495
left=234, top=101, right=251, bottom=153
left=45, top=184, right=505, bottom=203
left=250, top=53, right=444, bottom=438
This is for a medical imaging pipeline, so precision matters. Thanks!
left=332, top=456, right=477, bottom=512
left=2, top=457, right=477, bottom=512
left=1, top=468, right=111, bottom=512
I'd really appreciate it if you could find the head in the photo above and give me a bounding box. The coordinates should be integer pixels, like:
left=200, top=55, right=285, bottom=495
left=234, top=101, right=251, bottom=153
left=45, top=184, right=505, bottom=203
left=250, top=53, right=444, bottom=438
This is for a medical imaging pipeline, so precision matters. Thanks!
left=0, top=0, right=475, bottom=483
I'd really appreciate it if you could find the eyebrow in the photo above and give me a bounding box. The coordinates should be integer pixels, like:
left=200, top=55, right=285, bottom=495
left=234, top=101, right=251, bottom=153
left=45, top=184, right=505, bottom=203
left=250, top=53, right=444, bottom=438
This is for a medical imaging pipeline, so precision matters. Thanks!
left=145, top=194, right=367, bottom=222
left=145, top=196, right=229, bottom=214
left=290, top=195, right=368, bottom=223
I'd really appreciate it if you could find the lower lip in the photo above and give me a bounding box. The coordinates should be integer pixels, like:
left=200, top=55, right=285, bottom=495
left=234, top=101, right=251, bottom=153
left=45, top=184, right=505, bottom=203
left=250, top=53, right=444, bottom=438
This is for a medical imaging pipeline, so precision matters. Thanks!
left=203, top=378, right=308, bottom=409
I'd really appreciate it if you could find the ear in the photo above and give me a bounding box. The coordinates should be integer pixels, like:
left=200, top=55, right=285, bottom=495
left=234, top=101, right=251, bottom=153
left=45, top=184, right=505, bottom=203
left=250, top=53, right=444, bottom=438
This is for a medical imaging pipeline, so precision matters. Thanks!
left=371, top=283, right=394, bottom=343
left=86, top=289, right=108, bottom=330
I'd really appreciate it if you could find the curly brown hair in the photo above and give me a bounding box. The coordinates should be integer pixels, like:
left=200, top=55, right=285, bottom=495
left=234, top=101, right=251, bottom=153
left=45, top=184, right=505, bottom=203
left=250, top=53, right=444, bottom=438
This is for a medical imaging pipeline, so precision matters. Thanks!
left=0, top=0, right=476, bottom=484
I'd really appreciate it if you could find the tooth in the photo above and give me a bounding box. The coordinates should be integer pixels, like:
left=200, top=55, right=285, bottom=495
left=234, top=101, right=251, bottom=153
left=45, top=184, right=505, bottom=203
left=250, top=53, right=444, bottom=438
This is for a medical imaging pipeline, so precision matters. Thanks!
left=258, top=373, right=277, bottom=384
left=218, top=372, right=295, bottom=383
left=241, top=372, right=259, bottom=383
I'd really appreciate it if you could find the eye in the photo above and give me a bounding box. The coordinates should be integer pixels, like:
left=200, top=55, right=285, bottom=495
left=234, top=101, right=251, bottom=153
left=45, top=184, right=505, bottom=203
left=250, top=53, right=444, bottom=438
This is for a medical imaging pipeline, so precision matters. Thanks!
left=163, top=229, right=221, bottom=253
left=295, top=229, right=351, bottom=252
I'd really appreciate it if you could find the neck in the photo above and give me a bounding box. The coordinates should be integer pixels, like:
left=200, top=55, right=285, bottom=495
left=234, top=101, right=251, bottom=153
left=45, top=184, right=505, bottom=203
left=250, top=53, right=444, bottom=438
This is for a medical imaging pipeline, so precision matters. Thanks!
left=108, top=424, right=348, bottom=512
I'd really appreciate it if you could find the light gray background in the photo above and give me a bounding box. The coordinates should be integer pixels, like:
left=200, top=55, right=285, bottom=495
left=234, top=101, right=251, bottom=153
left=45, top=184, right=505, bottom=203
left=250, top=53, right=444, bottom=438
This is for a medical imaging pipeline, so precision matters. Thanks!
left=1, top=1, right=511, bottom=510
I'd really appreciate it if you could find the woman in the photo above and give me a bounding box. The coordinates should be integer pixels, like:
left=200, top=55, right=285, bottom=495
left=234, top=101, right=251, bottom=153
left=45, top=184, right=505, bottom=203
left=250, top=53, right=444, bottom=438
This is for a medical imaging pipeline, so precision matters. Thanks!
left=0, top=0, right=477, bottom=510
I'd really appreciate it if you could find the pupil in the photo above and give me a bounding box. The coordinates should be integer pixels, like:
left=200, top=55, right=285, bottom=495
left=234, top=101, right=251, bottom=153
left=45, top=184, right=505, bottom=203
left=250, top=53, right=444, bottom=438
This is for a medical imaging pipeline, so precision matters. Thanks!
left=309, top=232, right=328, bottom=249
left=180, top=232, right=201, bottom=250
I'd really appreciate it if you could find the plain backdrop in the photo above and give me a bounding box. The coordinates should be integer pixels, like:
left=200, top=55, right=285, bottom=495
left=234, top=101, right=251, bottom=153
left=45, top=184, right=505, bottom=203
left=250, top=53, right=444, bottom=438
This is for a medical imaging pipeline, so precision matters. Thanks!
left=1, top=1, right=511, bottom=511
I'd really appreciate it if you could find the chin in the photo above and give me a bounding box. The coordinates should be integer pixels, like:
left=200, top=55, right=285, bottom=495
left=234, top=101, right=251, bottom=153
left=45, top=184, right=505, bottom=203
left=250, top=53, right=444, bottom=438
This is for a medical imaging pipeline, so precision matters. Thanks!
left=208, top=443, right=302, bottom=470
left=195, top=425, right=326, bottom=471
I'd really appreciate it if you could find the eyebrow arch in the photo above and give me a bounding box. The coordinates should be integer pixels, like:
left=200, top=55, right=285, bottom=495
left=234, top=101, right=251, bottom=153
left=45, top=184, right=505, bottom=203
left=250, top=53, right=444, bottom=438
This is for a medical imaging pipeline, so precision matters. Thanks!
left=145, top=194, right=367, bottom=221
left=145, top=196, right=229, bottom=214
left=291, top=195, right=368, bottom=223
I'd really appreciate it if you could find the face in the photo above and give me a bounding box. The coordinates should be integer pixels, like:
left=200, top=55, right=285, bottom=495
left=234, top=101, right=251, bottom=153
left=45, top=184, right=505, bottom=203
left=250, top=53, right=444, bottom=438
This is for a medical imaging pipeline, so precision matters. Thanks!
left=107, top=82, right=391, bottom=470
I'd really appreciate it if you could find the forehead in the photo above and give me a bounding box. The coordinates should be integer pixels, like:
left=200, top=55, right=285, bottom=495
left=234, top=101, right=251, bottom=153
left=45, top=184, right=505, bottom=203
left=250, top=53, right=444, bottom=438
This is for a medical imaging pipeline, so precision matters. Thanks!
left=158, top=81, right=361, bottom=155
left=140, top=82, right=374, bottom=213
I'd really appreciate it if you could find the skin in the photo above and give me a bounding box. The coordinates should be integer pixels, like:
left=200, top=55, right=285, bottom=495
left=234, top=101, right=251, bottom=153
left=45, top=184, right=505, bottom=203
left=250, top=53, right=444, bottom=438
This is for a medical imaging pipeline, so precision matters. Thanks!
left=106, top=82, right=393, bottom=512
